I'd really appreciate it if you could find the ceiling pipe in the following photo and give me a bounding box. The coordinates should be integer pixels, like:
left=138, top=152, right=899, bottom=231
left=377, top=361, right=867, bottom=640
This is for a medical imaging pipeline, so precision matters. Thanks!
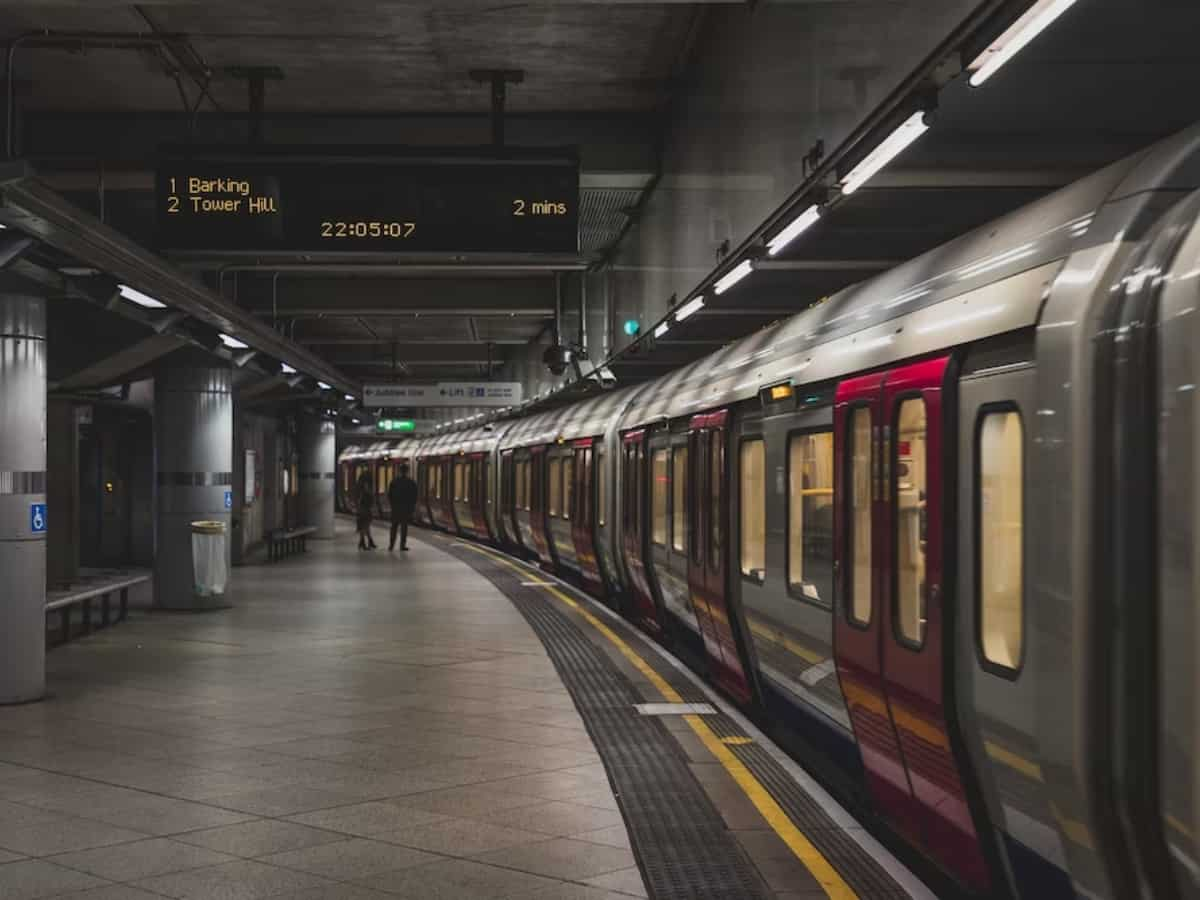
left=5, top=30, right=216, bottom=159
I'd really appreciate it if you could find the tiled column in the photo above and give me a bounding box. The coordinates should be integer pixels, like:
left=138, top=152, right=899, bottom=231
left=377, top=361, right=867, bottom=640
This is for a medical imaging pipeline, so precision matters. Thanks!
left=298, top=415, right=336, bottom=538
left=155, top=351, right=233, bottom=609
left=0, top=291, right=46, bottom=704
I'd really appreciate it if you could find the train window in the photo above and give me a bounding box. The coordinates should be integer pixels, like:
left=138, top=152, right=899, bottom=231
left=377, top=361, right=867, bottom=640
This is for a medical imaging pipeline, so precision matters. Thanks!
left=485, top=459, right=492, bottom=507
left=597, top=451, right=607, bottom=526
left=848, top=407, right=873, bottom=627
left=652, top=449, right=669, bottom=546
left=453, top=462, right=462, bottom=502
left=788, top=431, right=834, bottom=607
left=548, top=457, right=562, bottom=516
left=740, top=439, right=766, bottom=581
left=672, top=446, right=687, bottom=553
left=563, top=457, right=574, bottom=520
left=894, top=398, right=928, bottom=648
left=711, top=430, right=724, bottom=574
left=978, top=410, right=1024, bottom=672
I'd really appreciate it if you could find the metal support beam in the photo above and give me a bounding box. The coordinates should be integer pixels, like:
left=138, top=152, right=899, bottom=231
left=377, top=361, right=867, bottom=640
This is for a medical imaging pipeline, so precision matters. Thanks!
left=52, top=333, right=185, bottom=391
left=470, top=68, right=524, bottom=147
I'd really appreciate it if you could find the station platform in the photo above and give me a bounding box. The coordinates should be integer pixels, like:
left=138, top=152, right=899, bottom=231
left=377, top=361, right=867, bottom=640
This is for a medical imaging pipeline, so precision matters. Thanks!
left=0, top=525, right=932, bottom=900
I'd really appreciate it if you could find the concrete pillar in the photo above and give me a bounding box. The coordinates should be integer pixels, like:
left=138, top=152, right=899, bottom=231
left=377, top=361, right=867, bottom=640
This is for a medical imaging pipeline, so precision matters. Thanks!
left=155, top=352, right=233, bottom=609
left=298, top=415, right=336, bottom=538
left=0, top=292, right=46, bottom=704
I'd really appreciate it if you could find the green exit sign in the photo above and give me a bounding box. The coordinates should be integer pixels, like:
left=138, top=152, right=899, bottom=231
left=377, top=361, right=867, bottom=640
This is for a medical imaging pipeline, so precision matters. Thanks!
left=378, top=419, right=416, bottom=433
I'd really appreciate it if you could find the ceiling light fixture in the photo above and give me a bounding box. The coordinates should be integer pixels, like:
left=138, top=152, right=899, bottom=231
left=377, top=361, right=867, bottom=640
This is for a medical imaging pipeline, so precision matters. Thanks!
left=317, top=381, right=331, bottom=390
left=767, top=205, right=821, bottom=256
left=344, top=393, right=355, bottom=401
left=675, top=296, right=706, bottom=322
left=280, top=362, right=297, bottom=374
left=118, top=284, right=167, bottom=309
left=714, top=259, right=754, bottom=295
left=841, top=111, right=931, bottom=196
left=653, top=322, right=670, bottom=339
left=218, top=333, right=249, bottom=350
left=968, top=0, right=1077, bottom=87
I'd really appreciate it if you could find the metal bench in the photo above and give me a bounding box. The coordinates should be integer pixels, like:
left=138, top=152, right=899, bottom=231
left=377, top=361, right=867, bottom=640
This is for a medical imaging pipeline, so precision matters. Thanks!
left=267, top=525, right=318, bottom=562
left=45, top=570, right=151, bottom=647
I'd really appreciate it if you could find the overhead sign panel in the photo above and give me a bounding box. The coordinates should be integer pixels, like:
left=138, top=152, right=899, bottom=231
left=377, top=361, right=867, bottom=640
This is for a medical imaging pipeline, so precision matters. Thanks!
left=156, top=146, right=579, bottom=255
left=364, top=381, right=523, bottom=408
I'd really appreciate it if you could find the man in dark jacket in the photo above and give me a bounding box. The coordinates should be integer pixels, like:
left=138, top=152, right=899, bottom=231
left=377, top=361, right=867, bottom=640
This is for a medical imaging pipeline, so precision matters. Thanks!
left=387, top=463, right=419, bottom=551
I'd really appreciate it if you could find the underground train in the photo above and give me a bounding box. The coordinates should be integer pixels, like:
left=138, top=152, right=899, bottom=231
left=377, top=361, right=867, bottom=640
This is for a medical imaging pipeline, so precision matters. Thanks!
left=339, top=123, right=1200, bottom=900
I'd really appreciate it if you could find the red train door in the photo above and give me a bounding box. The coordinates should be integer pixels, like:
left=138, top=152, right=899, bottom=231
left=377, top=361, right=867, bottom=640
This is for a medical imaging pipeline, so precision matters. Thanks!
left=687, top=411, right=753, bottom=704
left=528, top=445, right=552, bottom=564
left=622, top=430, right=661, bottom=635
left=571, top=439, right=603, bottom=594
left=834, top=357, right=991, bottom=892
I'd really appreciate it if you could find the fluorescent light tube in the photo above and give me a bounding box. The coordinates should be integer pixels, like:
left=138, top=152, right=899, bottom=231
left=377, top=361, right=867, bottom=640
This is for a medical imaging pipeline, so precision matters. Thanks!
left=841, top=112, right=930, bottom=195
left=675, top=296, right=706, bottom=321
left=969, top=0, right=1077, bottom=87
left=767, top=205, right=821, bottom=256
left=218, top=333, right=248, bottom=349
left=317, top=381, right=331, bottom=390
left=280, top=363, right=297, bottom=374
left=654, top=322, right=670, bottom=339
left=118, top=284, right=167, bottom=309
left=714, top=259, right=754, bottom=295
left=344, top=393, right=355, bottom=401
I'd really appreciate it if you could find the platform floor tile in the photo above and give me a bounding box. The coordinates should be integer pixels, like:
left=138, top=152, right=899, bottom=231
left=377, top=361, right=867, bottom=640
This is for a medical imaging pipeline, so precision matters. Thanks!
left=0, top=526, right=650, bottom=899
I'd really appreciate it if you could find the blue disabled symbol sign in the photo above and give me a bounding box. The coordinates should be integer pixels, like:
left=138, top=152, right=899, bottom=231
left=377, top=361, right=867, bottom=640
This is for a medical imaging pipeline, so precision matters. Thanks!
left=224, top=490, right=233, bottom=510
left=30, top=503, right=46, bottom=534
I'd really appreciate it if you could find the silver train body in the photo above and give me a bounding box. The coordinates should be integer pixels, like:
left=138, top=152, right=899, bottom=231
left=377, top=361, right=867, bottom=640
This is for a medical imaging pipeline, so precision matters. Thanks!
left=339, top=123, right=1200, bottom=899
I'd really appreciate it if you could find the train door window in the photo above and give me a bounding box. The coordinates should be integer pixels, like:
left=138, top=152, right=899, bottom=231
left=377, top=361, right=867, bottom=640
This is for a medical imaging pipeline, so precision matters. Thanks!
left=978, top=409, right=1024, bottom=672
left=788, top=431, right=834, bottom=607
left=740, top=439, right=766, bottom=581
left=672, top=446, right=687, bottom=553
left=894, top=398, right=928, bottom=648
left=563, top=457, right=574, bottom=520
left=485, top=459, right=492, bottom=507
left=848, top=407, right=873, bottom=626
left=652, top=449, right=669, bottom=546
left=548, top=457, right=562, bottom=516
left=690, top=432, right=703, bottom=563
left=597, top=451, right=607, bottom=526
left=453, top=462, right=461, bottom=501
left=524, top=460, right=532, bottom=510
left=627, top=444, right=637, bottom=533
left=710, top=430, right=725, bottom=573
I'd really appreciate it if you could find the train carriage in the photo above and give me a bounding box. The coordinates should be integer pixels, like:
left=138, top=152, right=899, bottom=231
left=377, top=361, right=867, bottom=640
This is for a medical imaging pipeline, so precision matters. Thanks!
left=366, top=122, right=1200, bottom=900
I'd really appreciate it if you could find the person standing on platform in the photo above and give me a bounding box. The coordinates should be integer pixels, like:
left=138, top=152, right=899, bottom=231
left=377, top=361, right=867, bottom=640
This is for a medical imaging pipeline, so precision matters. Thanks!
left=356, top=473, right=378, bottom=551
left=388, top=463, right=419, bottom=551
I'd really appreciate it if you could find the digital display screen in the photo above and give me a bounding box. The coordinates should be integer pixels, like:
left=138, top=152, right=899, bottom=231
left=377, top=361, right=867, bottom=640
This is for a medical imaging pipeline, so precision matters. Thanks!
left=156, top=147, right=579, bottom=254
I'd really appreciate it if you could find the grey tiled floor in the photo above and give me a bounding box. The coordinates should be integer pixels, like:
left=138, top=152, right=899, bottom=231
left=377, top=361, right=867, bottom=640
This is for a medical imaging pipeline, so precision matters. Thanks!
left=0, top=526, right=645, bottom=899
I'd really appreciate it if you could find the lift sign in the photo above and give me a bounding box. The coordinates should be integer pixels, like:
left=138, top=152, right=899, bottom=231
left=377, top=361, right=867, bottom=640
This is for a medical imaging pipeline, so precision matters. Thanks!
left=30, top=503, right=46, bottom=534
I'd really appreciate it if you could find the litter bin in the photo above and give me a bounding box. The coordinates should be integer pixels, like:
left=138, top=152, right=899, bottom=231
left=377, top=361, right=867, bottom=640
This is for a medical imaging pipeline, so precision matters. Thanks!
left=190, top=520, right=228, bottom=599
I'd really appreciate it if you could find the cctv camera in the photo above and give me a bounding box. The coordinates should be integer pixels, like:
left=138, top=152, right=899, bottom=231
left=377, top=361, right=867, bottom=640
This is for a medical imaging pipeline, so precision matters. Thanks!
left=543, top=344, right=574, bottom=377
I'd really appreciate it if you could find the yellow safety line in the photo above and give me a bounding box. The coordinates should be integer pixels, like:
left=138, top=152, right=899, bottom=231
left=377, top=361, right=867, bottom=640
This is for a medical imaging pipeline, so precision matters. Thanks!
left=453, top=539, right=860, bottom=900
left=984, top=740, right=1044, bottom=782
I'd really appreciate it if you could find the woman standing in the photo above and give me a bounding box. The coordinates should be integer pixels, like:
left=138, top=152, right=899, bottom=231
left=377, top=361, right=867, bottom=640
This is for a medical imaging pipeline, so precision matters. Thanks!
left=356, top=474, right=378, bottom=550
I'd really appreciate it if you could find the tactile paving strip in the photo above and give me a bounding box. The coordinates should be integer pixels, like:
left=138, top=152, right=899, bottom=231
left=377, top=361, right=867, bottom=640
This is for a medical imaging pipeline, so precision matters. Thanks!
left=440, top=538, right=925, bottom=900
left=564, top=598, right=912, bottom=899
left=448, top=545, right=770, bottom=900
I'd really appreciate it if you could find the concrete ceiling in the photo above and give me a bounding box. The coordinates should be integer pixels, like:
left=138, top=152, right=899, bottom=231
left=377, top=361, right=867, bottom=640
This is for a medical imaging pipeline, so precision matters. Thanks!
left=0, top=2, right=706, bottom=113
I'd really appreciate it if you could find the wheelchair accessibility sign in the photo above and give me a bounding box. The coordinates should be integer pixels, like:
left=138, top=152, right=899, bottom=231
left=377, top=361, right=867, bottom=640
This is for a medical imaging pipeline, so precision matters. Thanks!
left=224, top=490, right=233, bottom=510
left=30, top=503, right=46, bottom=534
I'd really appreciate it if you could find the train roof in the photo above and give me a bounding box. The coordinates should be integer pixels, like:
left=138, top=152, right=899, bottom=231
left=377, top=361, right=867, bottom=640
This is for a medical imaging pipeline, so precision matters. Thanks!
left=498, top=383, right=648, bottom=450
left=612, top=122, right=1200, bottom=430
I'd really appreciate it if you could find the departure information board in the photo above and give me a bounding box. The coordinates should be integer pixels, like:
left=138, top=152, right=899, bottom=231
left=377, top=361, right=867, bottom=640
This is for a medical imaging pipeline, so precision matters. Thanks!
left=155, top=147, right=579, bottom=254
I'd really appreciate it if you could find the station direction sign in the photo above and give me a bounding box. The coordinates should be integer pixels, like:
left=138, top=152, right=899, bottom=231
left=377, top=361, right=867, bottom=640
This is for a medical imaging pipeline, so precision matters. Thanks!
left=156, top=146, right=579, bottom=255
left=364, top=381, right=522, bottom=408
